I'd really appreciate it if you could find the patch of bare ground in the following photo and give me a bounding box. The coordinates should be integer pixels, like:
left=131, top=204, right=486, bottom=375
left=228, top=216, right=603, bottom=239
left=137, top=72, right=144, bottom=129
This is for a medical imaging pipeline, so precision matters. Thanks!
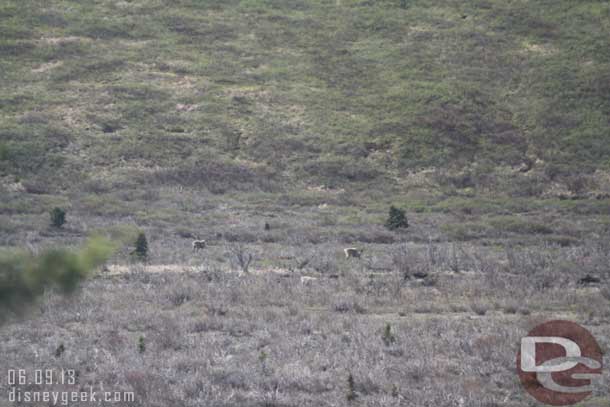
left=50, top=105, right=89, bottom=128
left=520, top=41, right=557, bottom=56
left=101, top=264, right=294, bottom=276
left=31, top=61, right=63, bottom=73
left=38, top=36, right=93, bottom=45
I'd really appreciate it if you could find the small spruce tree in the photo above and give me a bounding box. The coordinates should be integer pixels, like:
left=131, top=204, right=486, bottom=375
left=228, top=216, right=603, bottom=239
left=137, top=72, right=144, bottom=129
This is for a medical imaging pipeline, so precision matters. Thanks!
left=385, top=206, right=409, bottom=230
left=382, top=323, right=396, bottom=346
left=138, top=336, right=146, bottom=353
left=133, top=232, right=148, bottom=261
left=50, top=207, right=66, bottom=228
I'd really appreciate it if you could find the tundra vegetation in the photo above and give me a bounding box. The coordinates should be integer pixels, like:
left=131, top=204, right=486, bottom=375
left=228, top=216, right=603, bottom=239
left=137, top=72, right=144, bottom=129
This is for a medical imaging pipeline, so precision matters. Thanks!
left=132, top=232, right=149, bottom=262
left=49, top=207, right=66, bottom=229
left=0, top=237, right=113, bottom=324
left=0, top=0, right=609, bottom=406
left=385, top=206, right=409, bottom=230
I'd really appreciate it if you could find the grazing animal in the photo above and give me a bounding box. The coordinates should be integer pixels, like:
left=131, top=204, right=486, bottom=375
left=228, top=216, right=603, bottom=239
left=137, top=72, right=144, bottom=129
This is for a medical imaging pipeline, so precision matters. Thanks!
left=578, top=275, right=601, bottom=285
left=344, top=248, right=363, bottom=259
left=300, top=276, right=318, bottom=285
left=192, top=239, right=207, bottom=251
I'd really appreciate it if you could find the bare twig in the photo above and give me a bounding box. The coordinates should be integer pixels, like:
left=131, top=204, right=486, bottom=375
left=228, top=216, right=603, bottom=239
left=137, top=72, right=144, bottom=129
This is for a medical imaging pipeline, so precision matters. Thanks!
left=228, top=243, right=254, bottom=273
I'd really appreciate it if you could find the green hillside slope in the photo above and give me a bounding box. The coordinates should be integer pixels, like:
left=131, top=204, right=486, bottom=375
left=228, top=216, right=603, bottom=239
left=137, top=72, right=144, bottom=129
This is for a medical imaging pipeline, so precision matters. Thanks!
left=1, top=0, right=609, bottom=248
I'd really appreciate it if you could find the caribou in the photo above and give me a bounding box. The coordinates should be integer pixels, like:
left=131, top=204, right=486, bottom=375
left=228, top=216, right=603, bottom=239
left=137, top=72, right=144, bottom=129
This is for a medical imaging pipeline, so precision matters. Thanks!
left=300, top=276, right=318, bottom=285
left=192, top=239, right=207, bottom=251
left=344, top=248, right=363, bottom=259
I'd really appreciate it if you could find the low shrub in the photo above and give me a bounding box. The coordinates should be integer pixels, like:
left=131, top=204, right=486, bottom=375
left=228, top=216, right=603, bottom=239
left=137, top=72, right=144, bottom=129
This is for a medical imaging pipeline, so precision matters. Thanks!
left=470, top=301, right=489, bottom=316
left=488, top=216, right=553, bottom=235
left=0, top=237, right=113, bottom=322
left=50, top=207, right=66, bottom=228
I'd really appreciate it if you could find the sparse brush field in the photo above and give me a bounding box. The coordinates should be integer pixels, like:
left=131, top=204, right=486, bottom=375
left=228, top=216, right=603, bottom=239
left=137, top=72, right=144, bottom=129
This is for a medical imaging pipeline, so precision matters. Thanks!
left=1, top=0, right=610, bottom=251
left=1, top=238, right=610, bottom=406
left=1, top=0, right=610, bottom=405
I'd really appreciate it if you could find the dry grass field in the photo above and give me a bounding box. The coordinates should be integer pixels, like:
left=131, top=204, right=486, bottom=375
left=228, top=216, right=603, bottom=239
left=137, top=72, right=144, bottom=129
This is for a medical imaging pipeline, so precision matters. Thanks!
left=1, top=237, right=609, bottom=406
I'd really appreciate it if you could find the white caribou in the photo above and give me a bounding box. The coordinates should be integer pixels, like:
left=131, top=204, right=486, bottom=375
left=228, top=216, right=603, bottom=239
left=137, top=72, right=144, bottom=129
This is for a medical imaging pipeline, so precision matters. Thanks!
left=192, top=239, right=207, bottom=251
left=344, top=248, right=363, bottom=259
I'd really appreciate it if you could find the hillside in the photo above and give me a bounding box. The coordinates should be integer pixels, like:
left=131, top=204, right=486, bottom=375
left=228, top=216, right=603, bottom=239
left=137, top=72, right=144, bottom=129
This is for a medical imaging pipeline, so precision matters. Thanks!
left=2, top=3, right=610, bottom=406
left=1, top=0, right=609, bottom=250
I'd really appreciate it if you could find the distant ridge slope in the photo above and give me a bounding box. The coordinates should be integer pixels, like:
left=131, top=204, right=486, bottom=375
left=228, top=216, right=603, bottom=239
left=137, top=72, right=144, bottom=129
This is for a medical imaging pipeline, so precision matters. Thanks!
left=0, top=0, right=608, bottom=196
